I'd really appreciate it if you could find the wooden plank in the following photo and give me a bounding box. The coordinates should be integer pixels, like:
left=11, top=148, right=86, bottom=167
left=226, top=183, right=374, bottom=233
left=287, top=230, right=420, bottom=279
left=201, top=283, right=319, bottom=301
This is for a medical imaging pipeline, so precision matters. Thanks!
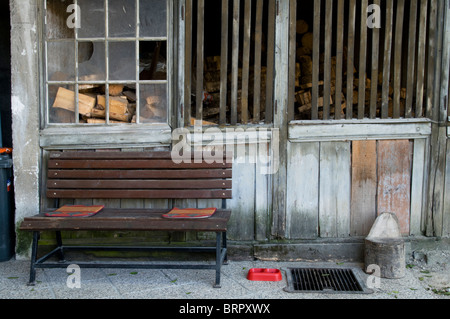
left=48, top=159, right=232, bottom=169
left=241, top=0, right=252, bottom=124
left=322, top=0, right=333, bottom=120
left=50, top=151, right=231, bottom=160
left=312, top=0, right=321, bottom=120
left=184, top=0, right=193, bottom=126
left=286, top=142, right=319, bottom=239
left=415, top=0, right=428, bottom=118
left=443, top=139, right=450, bottom=237
left=334, top=0, right=344, bottom=120
left=393, top=0, right=405, bottom=119
left=48, top=179, right=232, bottom=189
left=377, top=140, right=412, bottom=235
left=255, top=142, right=270, bottom=240
left=231, top=0, right=240, bottom=125
left=410, top=138, right=426, bottom=236
left=358, top=0, right=368, bottom=119
left=381, top=0, right=394, bottom=118
left=48, top=169, right=232, bottom=179
left=220, top=0, right=229, bottom=126
left=227, top=152, right=255, bottom=240
left=319, top=142, right=351, bottom=237
left=346, top=0, right=356, bottom=119
left=265, top=0, right=275, bottom=124
left=405, top=0, right=418, bottom=118
left=426, top=0, right=438, bottom=119
left=287, top=0, right=296, bottom=122
left=369, top=0, right=381, bottom=119
left=253, top=0, right=263, bottom=124
left=196, top=0, right=205, bottom=122
left=47, top=189, right=232, bottom=199
left=350, top=140, right=377, bottom=236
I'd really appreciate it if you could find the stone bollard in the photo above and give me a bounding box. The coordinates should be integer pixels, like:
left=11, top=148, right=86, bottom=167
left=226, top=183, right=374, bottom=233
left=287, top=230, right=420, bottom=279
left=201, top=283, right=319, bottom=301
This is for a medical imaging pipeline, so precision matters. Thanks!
left=364, top=212, right=405, bottom=279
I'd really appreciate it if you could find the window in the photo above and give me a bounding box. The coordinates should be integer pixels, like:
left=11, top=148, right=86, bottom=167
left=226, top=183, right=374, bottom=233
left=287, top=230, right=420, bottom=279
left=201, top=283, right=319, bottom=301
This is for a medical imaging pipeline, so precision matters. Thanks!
left=44, top=0, right=170, bottom=125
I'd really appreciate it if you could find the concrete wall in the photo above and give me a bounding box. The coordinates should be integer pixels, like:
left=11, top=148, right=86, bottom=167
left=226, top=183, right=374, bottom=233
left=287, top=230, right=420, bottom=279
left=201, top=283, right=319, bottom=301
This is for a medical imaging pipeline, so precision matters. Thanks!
left=10, top=0, right=41, bottom=258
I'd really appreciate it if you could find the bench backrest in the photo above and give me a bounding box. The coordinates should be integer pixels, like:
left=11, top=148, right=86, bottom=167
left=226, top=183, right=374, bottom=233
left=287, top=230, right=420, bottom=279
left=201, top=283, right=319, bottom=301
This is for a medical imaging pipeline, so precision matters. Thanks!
left=47, top=151, right=232, bottom=201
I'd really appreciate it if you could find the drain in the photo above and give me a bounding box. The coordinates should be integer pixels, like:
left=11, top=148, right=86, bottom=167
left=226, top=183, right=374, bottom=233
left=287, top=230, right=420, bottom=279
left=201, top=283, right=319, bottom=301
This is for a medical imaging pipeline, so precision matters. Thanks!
left=283, top=267, right=373, bottom=294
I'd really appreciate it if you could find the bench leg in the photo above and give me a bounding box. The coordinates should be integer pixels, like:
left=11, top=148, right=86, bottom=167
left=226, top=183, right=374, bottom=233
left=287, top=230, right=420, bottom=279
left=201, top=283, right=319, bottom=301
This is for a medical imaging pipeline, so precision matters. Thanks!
left=55, top=231, right=66, bottom=262
left=214, top=232, right=222, bottom=288
left=222, top=231, right=228, bottom=265
left=27, top=231, right=39, bottom=286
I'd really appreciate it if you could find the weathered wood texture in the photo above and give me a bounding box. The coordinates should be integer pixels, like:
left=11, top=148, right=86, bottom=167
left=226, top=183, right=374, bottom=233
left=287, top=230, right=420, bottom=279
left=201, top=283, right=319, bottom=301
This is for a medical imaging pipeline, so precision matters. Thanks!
left=351, top=140, right=377, bottom=236
left=377, top=140, right=413, bottom=235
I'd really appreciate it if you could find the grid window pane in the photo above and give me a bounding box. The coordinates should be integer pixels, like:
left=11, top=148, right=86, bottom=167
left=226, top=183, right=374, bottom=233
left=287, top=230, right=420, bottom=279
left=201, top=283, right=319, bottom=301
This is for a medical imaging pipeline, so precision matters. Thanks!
left=47, top=41, right=75, bottom=81
left=140, top=84, right=167, bottom=123
left=109, top=42, right=136, bottom=81
left=78, top=41, right=106, bottom=81
left=108, top=0, right=136, bottom=38
left=139, top=0, right=167, bottom=38
left=78, top=0, right=106, bottom=38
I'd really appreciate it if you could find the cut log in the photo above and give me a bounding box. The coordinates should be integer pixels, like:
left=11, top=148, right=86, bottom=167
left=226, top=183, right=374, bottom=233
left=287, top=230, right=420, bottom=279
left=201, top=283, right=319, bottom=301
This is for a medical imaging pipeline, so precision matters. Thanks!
left=103, top=84, right=124, bottom=96
left=97, top=95, right=129, bottom=115
left=52, top=87, right=96, bottom=116
left=90, top=108, right=132, bottom=122
left=296, top=19, right=309, bottom=34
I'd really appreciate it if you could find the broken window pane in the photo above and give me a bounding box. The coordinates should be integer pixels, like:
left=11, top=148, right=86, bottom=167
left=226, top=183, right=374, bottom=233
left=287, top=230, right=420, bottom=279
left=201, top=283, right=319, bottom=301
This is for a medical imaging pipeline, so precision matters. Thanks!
left=140, top=84, right=167, bottom=123
left=139, top=41, right=167, bottom=81
left=78, top=0, right=105, bottom=39
left=139, top=0, right=167, bottom=38
left=78, top=41, right=106, bottom=81
left=109, top=42, right=136, bottom=81
left=48, top=85, right=77, bottom=124
left=108, top=0, right=136, bottom=38
left=47, top=41, right=75, bottom=81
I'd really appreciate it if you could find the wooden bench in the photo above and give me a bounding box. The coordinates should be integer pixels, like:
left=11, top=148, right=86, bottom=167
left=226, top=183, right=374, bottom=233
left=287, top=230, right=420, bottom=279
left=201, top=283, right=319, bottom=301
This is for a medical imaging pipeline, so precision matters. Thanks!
left=19, top=151, right=232, bottom=288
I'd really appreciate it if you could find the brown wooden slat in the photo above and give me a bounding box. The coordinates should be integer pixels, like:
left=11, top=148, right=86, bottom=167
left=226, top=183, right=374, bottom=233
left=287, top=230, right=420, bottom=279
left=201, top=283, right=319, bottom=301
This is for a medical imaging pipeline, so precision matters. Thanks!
left=311, top=0, right=321, bottom=120
left=393, top=0, right=405, bottom=119
left=334, top=0, right=344, bottom=120
left=253, top=0, right=263, bottom=123
left=220, top=0, right=229, bottom=125
left=50, top=151, right=232, bottom=160
left=405, top=0, right=418, bottom=118
left=415, top=0, right=428, bottom=118
left=381, top=0, right=394, bottom=118
left=241, top=0, right=252, bottom=124
left=323, top=0, right=333, bottom=120
left=358, top=0, right=368, bottom=119
left=346, top=0, right=356, bottom=119
left=47, top=189, right=232, bottom=199
left=265, top=0, right=275, bottom=124
left=231, top=0, right=240, bottom=125
left=48, top=159, right=232, bottom=169
left=48, top=169, right=232, bottom=179
left=369, top=0, right=381, bottom=119
left=48, top=179, right=232, bottom=189
left=20, top=209, right=231, bottom=232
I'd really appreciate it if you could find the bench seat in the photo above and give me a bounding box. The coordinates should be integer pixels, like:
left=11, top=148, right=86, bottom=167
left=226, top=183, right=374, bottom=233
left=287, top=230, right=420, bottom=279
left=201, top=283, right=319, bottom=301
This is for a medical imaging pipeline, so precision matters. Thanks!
left=20, top=208, right=231, bottom=232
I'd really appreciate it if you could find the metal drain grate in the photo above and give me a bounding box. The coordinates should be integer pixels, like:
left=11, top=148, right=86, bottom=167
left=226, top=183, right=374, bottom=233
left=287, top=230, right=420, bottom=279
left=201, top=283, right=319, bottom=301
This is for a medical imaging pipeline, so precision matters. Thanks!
left=283, top=267, right=373, bottom=294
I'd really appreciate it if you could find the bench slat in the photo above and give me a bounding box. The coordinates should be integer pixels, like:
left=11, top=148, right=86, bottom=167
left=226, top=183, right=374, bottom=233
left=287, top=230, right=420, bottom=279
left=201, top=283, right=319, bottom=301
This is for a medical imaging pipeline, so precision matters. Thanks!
left=50, top=151, right=232, bottom=160
left=48, top=179, right=232, bottom=189
left=48, top=169, right=232, bottom=179
left=48, top=159, right=232, bottom=169
left=47, top=189, right=232, bottom=199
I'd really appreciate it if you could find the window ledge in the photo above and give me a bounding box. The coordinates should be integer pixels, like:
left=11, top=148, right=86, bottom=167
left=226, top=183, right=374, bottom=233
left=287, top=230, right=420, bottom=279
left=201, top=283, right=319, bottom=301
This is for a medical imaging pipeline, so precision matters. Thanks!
left=40, top=124, right=172, bottom=150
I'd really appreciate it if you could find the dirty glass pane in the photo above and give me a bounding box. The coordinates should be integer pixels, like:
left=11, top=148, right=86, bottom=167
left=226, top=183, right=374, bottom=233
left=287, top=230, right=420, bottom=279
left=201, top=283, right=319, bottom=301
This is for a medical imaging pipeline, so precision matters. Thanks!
left=48, top=85, right=76, bottom=123
left=108, top=0, right=136, bottom=38
left=139, top=41, right=167, bottom=81
left=109, top=42, right=136, bottom=81
left=140, top=84, right=167, bottom=123
left=46, top=0, right=75, bottom=39
left=139, top=0, right=167, bottom=38
left=78, top=41, right=106, bottom=81
left=78, top=0, right=105, bottom=38
left=47, top=41, right=75, bottom=81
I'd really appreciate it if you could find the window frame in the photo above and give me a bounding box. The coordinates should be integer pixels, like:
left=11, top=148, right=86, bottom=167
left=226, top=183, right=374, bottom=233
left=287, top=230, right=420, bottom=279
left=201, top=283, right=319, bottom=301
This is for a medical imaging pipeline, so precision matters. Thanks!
left=39, top=0, right=175, bottom=148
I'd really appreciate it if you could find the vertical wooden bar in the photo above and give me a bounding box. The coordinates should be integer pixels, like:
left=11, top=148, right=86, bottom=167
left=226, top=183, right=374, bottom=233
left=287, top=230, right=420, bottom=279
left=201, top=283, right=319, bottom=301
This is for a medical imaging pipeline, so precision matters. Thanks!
left=312, top=0, right=321, bottom=120
left=405, top=0, right=418, bottom=118
left=231, top=0, right=240, bottom=125
left=369, top=0, right=381, bottom=119
left=323, top=0, right=333, bottom=120
left=346, top=0, right=356, bottom=119
left=351, top=140, right=377, bottom=236
left=410, top=138, right=426, bottom=236
left=381, top=0, right=394, bottom=118
left=358, top=0, right=368, bottom=119
left=241, top=0, right=251, bottom=124
left=426, top=0, right=438, bottom=119
left=415, top=0, right=428, bottom=118
left=288, top=0, right=297, bottom=121
left=265, top=0, right=275, bottom=124
left=184, top=0, right=193, bottom=126
left=253, top=0, right=263, bottom=124
left=393, top=0, right=405, bottom=119
left=220, top=0, right=229, bottom=126
left=196, top=0, right=205, bottom=122
left=377, top=140, right=412, bottom=236
left=334, top=0, right=344, bottom=120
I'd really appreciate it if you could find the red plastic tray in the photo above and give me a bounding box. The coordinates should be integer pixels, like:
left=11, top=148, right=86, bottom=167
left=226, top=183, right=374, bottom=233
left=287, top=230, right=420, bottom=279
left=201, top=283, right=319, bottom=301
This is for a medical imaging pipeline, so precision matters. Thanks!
left=247, top=268, right=282, bottom=281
